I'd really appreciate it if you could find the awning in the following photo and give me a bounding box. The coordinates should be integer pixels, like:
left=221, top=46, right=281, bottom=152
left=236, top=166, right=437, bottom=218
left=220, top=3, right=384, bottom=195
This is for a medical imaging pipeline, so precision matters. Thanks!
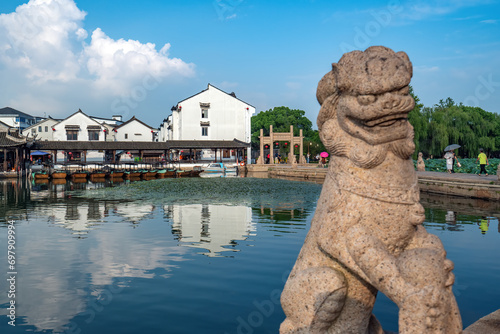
left=65, top=125, right=80, bottom=129
left=30, top=150, right=50, bottom=156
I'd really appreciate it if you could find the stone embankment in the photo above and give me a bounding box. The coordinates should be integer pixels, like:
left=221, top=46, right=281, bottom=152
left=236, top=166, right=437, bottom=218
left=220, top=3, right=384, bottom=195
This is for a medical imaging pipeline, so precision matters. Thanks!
left=246, top=165, right=500, bottom=201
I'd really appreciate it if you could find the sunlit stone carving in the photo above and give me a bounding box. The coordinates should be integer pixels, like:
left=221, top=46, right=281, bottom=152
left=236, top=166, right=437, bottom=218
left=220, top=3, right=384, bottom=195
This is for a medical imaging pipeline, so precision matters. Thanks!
left=280, top=46, right=462, bottom=334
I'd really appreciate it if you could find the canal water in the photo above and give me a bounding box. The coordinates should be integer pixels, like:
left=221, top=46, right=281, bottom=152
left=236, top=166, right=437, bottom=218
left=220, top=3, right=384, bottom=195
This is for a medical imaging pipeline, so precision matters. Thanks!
left=0, top=177, right=499, bottom=333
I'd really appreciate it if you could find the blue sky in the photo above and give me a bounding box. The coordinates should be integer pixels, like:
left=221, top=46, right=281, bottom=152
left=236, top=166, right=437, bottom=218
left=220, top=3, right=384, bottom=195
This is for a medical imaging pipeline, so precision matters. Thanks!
left=0, top=0, right=499, bottom=128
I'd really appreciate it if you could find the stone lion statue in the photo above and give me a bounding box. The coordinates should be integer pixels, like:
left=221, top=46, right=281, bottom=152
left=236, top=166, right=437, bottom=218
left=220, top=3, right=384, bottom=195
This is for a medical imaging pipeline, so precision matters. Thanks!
left=280, top=46, right=462, bottom=334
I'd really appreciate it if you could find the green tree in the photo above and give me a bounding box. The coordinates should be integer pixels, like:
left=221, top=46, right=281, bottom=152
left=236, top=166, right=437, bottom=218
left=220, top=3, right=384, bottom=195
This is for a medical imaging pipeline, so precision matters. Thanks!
left=251, top=106, right=314, bottom=147
left=408, top=94, right=500, bottom=158
left=407, top=86, right=427, bottom=159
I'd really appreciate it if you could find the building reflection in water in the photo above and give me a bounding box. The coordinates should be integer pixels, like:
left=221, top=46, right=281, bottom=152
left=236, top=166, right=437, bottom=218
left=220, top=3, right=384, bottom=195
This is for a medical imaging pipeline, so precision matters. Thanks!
left=1, top=179, right=499, bottom=333
left=166, top=203, right=255, bottom=257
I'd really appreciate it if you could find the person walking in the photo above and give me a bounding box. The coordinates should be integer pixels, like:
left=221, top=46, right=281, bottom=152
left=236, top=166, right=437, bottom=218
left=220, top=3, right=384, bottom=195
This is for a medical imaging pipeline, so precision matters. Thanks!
left=451, top=150, right=460, bottom=173
left=476, top=148, right=489, bottom=176
left=444, top=151, right=454, bottom=174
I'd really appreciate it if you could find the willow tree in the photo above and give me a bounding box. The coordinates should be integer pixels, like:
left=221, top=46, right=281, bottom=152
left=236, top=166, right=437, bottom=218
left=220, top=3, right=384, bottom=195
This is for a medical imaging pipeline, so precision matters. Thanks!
left=408, top=96, right=499, bottom=158
left=408, top=87, right=427, bottom=159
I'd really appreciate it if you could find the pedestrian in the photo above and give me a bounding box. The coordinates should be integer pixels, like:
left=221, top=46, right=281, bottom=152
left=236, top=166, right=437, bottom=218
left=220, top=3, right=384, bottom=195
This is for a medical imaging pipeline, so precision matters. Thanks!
left=451, top=150, right=460, bottom=173
left=444, top=150, right=454, bottom=174
left=476, top=148, right=489, bottom=176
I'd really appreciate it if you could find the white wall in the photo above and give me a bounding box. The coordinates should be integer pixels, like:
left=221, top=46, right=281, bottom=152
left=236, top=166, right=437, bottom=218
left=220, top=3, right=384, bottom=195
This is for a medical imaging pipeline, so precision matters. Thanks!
left=115, top=119, right=155, bottom=141
left=171, top=85, right=255, bottom=142
left=23, top=119, right=59, bottom=141
left=52, top=112, right=105, bottom=142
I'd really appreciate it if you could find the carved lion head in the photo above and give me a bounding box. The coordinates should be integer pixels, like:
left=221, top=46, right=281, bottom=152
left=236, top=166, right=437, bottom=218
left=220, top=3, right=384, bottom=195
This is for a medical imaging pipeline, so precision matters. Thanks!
left=317, top=46, right=415, bottom=168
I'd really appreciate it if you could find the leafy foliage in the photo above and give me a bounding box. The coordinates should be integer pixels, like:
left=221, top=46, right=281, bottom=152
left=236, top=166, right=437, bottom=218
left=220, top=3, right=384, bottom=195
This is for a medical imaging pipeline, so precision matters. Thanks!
left=409, top=95, right=500, bottom=159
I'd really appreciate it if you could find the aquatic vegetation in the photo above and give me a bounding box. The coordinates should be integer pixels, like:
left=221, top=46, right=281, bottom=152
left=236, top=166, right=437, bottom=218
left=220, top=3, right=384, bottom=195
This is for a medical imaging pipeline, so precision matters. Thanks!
left=414, top=158, right=499, bottom=174
left=81, top=177, right=323, bottom=209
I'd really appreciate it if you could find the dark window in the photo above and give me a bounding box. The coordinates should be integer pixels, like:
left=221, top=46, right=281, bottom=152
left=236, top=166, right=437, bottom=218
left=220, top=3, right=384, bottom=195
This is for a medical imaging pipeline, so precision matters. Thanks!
left=45, top=126, right=48, bottom=132
left=66, top=130, right=78, bottom=141
left=88, top=130, right=99, bottom=141
left=38, top=126, right=42, bottom=132
left=201, top=127, right=208, bottom=136
left=125, top=133, right=128, bottom=139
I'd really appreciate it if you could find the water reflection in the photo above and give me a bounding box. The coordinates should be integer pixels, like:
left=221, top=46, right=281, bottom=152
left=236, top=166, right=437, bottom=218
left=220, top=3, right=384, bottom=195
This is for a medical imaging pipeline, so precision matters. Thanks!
left=166, top=203, right=255, bottom=257
left=0, top=180, right=498, bottom=333
left=0, top=178, right=319, bottom=333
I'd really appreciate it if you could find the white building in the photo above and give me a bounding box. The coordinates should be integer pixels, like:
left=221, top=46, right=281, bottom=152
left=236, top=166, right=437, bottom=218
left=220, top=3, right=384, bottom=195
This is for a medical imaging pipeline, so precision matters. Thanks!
left=0, top=107, right=37, bottom=131
left=52, top=109, right=105, bottom=142
left=22, top=117, right=61, bottom=141
left=114, top=116, right=157, bottom=142
left=160, top=84, right=255, bottom=161
left=50, top=109, right=106, bottom=162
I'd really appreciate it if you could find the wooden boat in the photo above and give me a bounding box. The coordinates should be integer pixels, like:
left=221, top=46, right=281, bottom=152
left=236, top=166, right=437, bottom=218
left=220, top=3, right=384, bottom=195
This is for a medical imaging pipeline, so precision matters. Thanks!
left=176, top=169, right=188, bottom=178
left=71, top=172, right=89, bottom=179
left=156, top=169, right=167, bottom=178
left=125, top=171, right=141, bottom=178
left=34, top=171, right=49, bottom=179
left=109, top=171, right=124, bottom=178
left=144, top=170, right=157, bottom=178
left=90, top=171, right=106, bottom=178
left=164, top=169, right=177, bottom=178
left=51, top=171, right=67, bottom=179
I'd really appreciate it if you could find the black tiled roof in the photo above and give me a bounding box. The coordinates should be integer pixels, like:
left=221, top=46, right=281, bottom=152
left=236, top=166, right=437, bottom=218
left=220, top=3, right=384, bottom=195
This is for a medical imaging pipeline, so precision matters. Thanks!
left=0, top=132, right=28, bottom=147
left=0, top=107, right=35, bottom=119
left=34, top=139, right=250, bottom=151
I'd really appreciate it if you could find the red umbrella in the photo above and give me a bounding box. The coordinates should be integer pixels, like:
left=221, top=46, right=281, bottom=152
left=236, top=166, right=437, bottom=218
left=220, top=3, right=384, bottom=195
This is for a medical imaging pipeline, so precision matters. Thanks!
left=320, top=152, right=329, bottom=158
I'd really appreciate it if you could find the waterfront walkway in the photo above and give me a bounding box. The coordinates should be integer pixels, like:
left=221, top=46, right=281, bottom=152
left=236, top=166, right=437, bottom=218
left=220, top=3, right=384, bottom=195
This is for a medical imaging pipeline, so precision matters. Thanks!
left=246, top=164, right=500, bottom=200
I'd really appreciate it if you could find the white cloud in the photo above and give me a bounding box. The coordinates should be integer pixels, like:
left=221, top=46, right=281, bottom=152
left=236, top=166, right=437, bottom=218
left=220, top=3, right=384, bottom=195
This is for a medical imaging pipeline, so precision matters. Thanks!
left=83, top=28, right=195, bottom=94
left=0, top=0, right=195, bottom=116
left=480, top=19, right=498, bottom=24
left=0, top=0, right=86, bottom=82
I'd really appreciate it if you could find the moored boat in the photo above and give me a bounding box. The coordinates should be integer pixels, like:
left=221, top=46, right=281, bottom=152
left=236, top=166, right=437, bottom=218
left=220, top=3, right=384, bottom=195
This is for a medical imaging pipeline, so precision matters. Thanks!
left=51, top=171, right=67, bottom=179
left=124, top=171, right=141, bottom=178
left=109, top=171, right=124, bottom=178
left=90, top=171, right=106, bottom=178
left=34, top=171, right=49, bottom=179
left=71, top=171, right=89, bottom=179
left=145, top=170, right=157, bottom=178
left=156, top=169, right=167, bottom=178
left=188, top=167, right=203, bottom=177
left=203, top=163, right=226, bottom=173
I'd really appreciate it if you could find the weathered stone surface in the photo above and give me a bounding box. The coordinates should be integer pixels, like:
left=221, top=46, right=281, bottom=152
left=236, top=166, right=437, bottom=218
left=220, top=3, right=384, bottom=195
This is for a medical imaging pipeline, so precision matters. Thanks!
left=464, top=309, right=500, bottom=333
left=280, top=46, right=462, bottom=333
left=417, top=152, right=426, bottom=171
